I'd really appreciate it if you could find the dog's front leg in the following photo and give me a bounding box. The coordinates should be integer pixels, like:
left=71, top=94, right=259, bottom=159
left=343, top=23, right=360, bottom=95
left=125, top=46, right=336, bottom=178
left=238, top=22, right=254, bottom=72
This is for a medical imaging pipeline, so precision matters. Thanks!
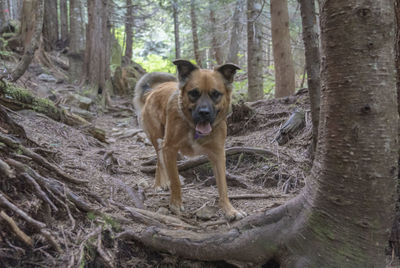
left=161, top=145, right=184, bottom=214
left=208, top=148, right=246, bottom=221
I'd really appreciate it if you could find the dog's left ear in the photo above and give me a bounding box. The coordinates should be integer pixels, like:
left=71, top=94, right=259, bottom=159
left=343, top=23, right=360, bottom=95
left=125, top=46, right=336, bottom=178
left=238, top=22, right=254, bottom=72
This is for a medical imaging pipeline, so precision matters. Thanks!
left=215, top=63, right=241, bottom=85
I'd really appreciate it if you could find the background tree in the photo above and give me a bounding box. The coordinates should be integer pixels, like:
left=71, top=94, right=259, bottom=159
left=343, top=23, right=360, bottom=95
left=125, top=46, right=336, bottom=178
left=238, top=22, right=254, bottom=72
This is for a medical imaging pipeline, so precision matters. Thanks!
left=172, top=0, right=181, bottom=59
left=59, top=0, right=69, bottom=44
left=227, top=0, right=243, bottom=65
left=123, top=0, right=397, bottom=266
left=271, top=0, right=295, bottom=98
left=247, top=0, right=264, bottom=101
left=42, top=0, right=59, bottom=51
left=123, top=0, right=134, bottom=64
left=299, top=0, right=321, bottom=156
left=190, top=0, right=202, bottom=67
left=68, top=0, right=85, bottom=80
left=209, top=1, right=223, bottom=65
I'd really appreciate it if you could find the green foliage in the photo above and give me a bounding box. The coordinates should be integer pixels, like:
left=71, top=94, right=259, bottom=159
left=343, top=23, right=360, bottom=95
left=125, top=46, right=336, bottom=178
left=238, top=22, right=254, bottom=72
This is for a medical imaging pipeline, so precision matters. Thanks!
left=135, top=54, right=176, bottom=73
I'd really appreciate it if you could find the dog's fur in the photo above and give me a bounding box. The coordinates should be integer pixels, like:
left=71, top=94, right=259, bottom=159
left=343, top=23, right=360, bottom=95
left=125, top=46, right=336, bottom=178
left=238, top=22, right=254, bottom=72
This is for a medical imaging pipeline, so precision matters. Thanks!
left=134, top=60, right=245, bottom=220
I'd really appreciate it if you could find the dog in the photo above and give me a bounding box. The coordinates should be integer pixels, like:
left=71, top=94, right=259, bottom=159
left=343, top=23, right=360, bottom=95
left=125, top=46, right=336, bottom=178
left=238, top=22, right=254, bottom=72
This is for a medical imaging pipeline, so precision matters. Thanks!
left=134, top=60, right=245, bottom=221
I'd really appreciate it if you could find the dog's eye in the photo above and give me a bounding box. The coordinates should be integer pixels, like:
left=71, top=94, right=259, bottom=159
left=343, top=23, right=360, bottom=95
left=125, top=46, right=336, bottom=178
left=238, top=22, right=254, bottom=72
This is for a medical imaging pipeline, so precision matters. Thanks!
left=210, top=90, right=222, bottom=101
left=188, top=89, right=200, bottom=101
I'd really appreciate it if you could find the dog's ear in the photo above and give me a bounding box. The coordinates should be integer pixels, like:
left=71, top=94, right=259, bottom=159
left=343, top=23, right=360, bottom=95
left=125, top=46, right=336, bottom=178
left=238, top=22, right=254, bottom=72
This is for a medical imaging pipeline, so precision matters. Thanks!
left=215, top=63, right=240, bottom=85
left=173, top=60, right=199, bottom=87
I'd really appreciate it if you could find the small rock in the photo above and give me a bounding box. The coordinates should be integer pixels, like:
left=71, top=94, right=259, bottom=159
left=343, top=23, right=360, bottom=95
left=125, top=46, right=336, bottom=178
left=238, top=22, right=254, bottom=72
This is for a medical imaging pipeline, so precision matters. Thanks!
left=137, top=179, right=149, bottom=188
left=38, top=73, right=57, bottom=83
left=136, top=132, right=151, bottom=145
left=195, top=206, right=218, bottom=220
left=72, top=94, right=93, bottom=110
left=156, top=207, right=169, bottom=215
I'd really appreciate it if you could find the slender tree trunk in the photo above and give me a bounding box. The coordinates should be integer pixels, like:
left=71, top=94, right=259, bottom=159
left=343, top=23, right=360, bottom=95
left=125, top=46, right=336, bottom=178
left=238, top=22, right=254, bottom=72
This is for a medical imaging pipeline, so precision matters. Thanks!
left=172, top=0, right=180, bottom=59
left=227, top=0, right=242, bottom=65
left=9, top=0, right=44, bottom=82
left=124, top=0, right=133, bottom=63
left=42, top=0, right=59, bottom=51
left=69, top=0, right=84, bottom=80
left=299, top=0, right=321, bottom=158
left=125, top=1, right=397, bottom=266
left=209, top=2, right=222, bottom=65
left=190, top=0, right=202, bottom=67
left=247, top=0, right=264, bottom=101
left=59, top=0, right=69, bottom=43
left=83, top=0, right=111, bottom=93
left=271, top=0, right=295, bottom=98
left=0, top=0, right=9, bottom=25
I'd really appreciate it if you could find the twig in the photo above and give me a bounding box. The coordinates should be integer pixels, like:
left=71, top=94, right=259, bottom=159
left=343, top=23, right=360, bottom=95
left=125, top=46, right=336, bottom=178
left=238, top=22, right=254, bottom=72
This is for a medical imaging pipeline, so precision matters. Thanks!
left=77, top=226, right=103, bottom=267
left=0, top=210, right=33, bottom=247
left=96, top=232, right=115, bottom=268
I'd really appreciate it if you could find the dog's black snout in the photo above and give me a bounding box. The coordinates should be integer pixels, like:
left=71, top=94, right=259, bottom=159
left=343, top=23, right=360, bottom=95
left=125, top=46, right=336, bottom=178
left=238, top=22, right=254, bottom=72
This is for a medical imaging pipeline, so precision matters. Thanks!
left=198, top=106, right=211, bottom=118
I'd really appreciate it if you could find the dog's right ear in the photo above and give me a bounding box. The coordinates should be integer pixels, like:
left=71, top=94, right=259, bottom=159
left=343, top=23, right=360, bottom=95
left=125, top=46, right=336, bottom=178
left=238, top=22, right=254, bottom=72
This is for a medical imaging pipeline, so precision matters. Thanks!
left=173, top=59, right=199, bottom=87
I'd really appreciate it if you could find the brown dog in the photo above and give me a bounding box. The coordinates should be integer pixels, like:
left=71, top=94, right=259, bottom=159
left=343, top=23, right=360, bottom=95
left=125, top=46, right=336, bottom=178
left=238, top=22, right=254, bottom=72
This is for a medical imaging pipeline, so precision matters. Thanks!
left=134, top=60, right=245, bottom=221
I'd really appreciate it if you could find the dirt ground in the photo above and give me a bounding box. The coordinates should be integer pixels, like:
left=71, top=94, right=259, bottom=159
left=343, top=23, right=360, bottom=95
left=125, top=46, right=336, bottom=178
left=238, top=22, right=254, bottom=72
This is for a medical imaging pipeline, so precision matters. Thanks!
left=2, top=63, right=395, bottom=267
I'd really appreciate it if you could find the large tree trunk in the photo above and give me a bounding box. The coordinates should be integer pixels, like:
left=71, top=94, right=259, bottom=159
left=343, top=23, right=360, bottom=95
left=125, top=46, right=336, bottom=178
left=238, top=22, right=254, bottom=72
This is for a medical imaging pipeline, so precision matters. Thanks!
left=271, top=0, right=295, bottom=98
left=247, top=0, right=264, bottom=101
left=9, top=0, right=44, bottom=82
left=227, top=0, right=243, bottom=65
left=69, top=0, right=84, bottom=80
left=59, top=0, right=69, bottom=44
left=190, top=0, right=202, bottom=67
left=172, top=0, right=181, bottom=59
left=209, top=2, right=223, bottom=65
left=299, top=0, right=321, bottom=158
left=83, top=0, right=111, bottom=95
left=122, top=1, right=397, bottom=266
left=42, top=0, right=59, bottom=51
left=124, top=0, right=133, bottom=63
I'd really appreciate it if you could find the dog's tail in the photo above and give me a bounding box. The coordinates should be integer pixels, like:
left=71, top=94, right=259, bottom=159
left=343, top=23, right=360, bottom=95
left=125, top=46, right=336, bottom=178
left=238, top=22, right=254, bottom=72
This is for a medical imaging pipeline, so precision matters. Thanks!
left=133, top=72, right=177, bottom=119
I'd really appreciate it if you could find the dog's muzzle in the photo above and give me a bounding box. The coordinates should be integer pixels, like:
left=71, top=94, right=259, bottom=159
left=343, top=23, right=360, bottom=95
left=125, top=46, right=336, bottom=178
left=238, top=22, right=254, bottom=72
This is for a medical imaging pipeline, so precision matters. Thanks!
left=192, top=102, right=216, bottom=137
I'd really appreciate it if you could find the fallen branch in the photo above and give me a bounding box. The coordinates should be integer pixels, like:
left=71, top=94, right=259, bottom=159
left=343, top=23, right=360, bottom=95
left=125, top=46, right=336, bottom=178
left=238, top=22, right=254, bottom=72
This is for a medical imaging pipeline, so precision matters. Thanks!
left=140, top=147, right=276, bottom=174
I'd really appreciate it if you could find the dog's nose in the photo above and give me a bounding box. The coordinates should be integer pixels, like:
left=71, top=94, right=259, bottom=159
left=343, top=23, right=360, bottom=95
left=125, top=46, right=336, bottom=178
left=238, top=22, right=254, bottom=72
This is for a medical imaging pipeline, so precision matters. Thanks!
left=198, top=106, right=211, bottom=118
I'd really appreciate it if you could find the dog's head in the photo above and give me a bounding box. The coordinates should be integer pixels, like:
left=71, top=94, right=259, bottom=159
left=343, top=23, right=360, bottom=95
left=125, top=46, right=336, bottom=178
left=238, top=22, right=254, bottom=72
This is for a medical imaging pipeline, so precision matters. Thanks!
left=173, top=60, right=240, bottom=137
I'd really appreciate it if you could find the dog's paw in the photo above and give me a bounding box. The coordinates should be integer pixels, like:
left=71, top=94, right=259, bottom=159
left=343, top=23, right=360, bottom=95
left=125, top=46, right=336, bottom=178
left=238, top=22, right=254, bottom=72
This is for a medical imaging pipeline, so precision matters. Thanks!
left=224, top=209, right=247, bottom=222
left=169, top=202, right=184, bottom=215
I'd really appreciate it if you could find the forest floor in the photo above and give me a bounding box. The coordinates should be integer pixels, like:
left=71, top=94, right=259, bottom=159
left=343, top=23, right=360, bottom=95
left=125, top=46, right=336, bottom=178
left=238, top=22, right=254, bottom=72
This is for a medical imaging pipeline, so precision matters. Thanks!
left=1, top=59, right=398, bottom=267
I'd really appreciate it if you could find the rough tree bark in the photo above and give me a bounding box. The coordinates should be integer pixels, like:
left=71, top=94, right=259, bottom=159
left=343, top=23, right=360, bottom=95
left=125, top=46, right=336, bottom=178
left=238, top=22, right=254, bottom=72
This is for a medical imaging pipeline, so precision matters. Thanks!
left=190, top=0, right=202, bottom=67
left=124, top=0, right=133, bottom=63
left=209, top=2, right=223, bottom=65
left=227, top=0, right=243, bottom=65
left=0, top=0, right=9, bottom=25
left=172, top=0, right=180, bottom=59
left=59, top=0, right=68, bottom=43
left=42, top=0, right=59, bottom=51
left=299, top=0, right=321, bottom=157
left=8, top=0, right=44, bottom=82
left=83, top=0, right=111, bottom=95
left=247, top=0, right=264, bottom=101
left=271, top=0, right=295, bottom=98
left=68, top=0, right=84, bottom=80
left=122, top=1, right=397, bottom=266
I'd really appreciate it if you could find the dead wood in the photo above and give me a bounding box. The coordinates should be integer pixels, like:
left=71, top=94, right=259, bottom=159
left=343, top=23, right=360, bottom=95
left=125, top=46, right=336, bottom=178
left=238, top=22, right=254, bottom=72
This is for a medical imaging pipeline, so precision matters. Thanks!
left=274, top=109, right=305, bottom=145
left=113, top=178, right=145, bottom=209
left=140, top=147, right=276, bottom=174
left=0, top=159, right=14, bottom=178
left=21, top=173, right=58, bottom=212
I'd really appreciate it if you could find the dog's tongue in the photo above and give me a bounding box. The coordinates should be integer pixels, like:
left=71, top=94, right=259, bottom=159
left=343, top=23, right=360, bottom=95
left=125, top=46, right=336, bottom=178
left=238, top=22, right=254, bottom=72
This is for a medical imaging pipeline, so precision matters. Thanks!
left=195, top=122, right=212, bottom=135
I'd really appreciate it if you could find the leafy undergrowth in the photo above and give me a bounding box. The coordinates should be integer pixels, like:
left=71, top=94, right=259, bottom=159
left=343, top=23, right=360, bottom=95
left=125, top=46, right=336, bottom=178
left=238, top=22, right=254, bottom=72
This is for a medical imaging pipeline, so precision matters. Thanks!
left=0, top=68, right=313, bottom=267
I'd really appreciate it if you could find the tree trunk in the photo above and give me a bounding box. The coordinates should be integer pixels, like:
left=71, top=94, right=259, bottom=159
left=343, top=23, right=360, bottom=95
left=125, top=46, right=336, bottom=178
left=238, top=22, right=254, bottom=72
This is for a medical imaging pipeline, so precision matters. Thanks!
left=83, top=0, right=111, bottom=94
left=172, top=0, right=180, bottom=59
left=69, top=0, right=84, bottom=80
left=59, top=0, right=68, bottom=43
left=9, top=0, right=44, bottom=82
left=227, top=0, right=243, bottom=65
left=209, top=2, right=223, bottom=65
left=0, top=0, right=9, bottom=25
left=271, top=0, right=295, bottom=98
left=123, top=1, right=397, bottom=266
left=124, top=0, right=133, bottom=63
left=299, top=0, right=321, bottom=158
left=247, top=0, right=264, bottom=101
left=42, top=0, right=59, bottom=51
left=190, top=0, right=202, bottom=67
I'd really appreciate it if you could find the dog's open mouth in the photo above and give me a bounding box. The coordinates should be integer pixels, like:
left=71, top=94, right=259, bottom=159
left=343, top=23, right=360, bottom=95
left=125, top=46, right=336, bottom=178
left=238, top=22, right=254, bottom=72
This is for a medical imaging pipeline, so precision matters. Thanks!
left=195, top=122, right=212, bottom=137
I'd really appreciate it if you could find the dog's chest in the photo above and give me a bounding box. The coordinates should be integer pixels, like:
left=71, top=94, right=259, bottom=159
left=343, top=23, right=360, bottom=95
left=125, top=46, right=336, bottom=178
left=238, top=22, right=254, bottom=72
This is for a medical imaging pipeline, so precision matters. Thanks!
left=179, top=132, right=207, bottom=157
